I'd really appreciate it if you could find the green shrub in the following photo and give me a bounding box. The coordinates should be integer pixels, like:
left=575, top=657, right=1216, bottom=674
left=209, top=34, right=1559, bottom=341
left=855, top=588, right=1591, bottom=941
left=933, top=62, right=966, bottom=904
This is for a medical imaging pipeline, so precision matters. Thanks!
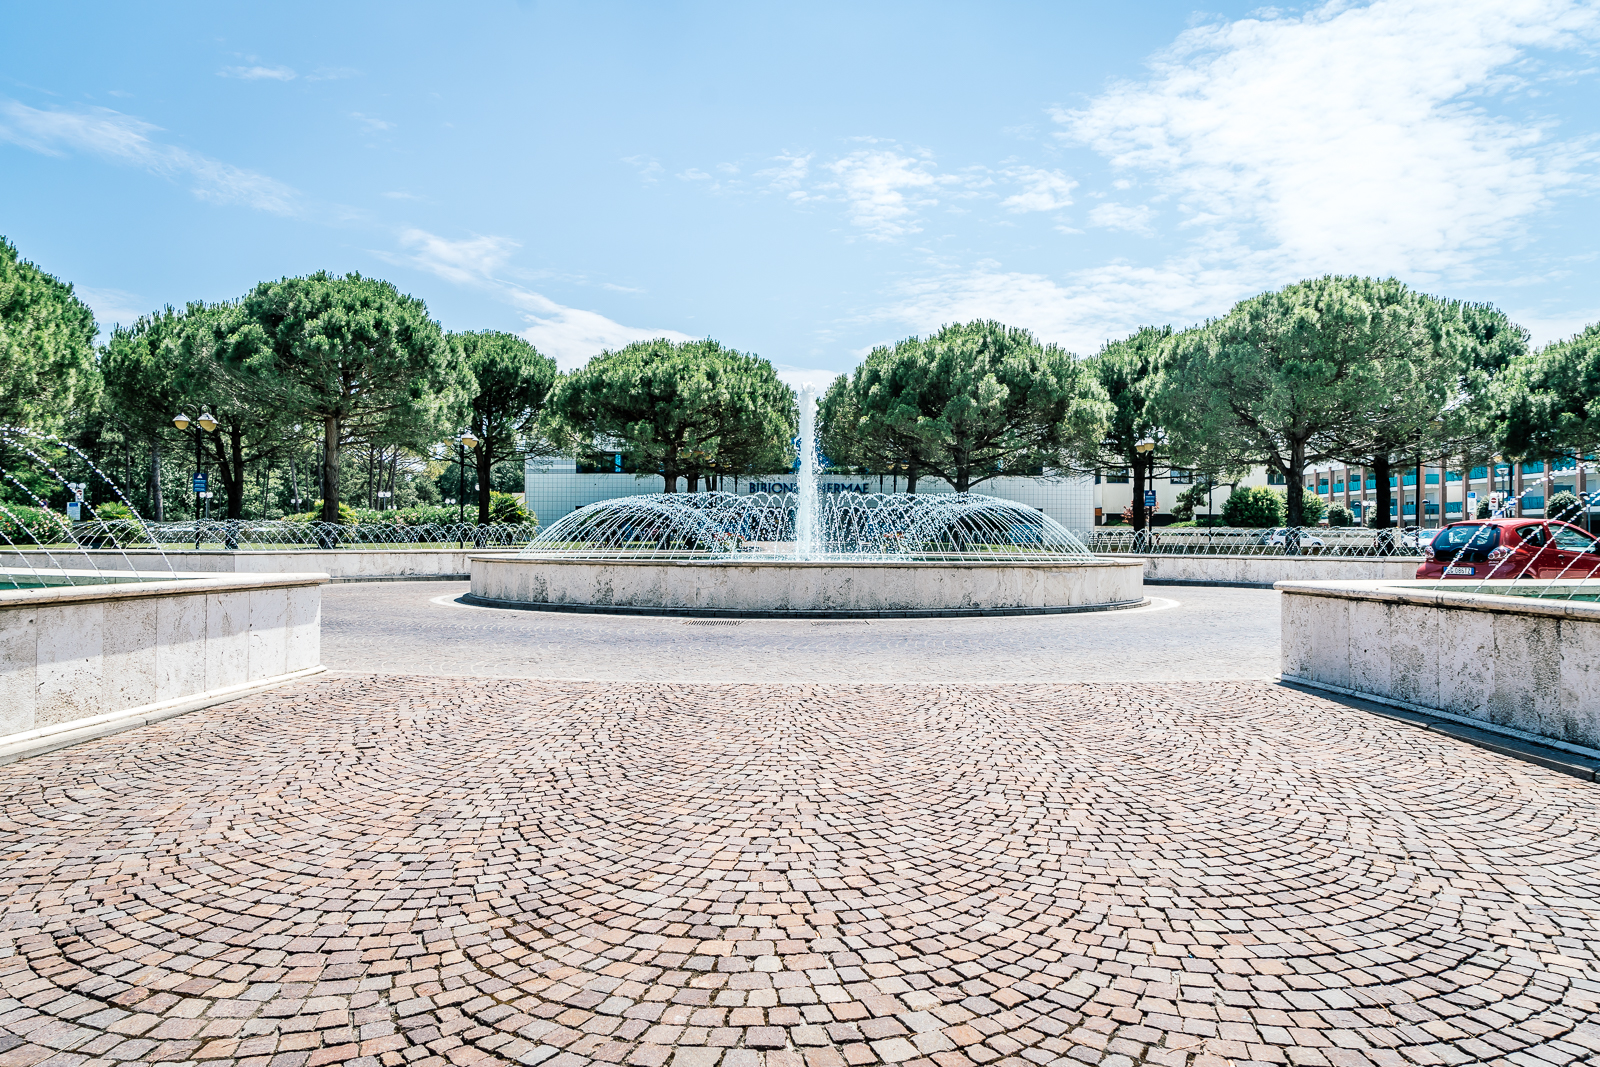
left=0, top=503, right=72, bottom=544
left=1326, top=503, right=1354, bottom=527
left=1548, top=490, right=1580, bottom=520
left=489, top=491, right=531, bottom=525
left=1298, top=493, right=1327, bottom=525
left=92, top=500, right=137, bottom=521
left=1221, top=486, right=1285, bottom=528
left=284, top=501, right=358, bottom=525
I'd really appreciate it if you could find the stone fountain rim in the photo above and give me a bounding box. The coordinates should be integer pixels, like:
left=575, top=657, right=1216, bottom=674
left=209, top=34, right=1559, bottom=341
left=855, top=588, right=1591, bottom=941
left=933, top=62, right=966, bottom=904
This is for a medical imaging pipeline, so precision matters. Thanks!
left=458, top=591, right=1150, bottom=619
left=488, top=555, right=1138, bottom=569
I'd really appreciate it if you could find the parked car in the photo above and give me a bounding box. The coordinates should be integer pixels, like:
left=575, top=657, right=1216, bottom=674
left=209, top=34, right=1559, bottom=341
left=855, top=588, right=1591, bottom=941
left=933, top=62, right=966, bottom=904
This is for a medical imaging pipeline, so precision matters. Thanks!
left=1416, top=518, right=1600, bottom=580
left=1254, top=527, right=1326, bottom=547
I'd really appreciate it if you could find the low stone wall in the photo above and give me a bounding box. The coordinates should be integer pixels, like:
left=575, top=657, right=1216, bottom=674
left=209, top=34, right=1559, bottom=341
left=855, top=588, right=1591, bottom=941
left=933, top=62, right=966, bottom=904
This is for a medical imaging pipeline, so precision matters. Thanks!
left=0, top=549, right=517, bottom=580
left=1109, top=554, right=1422, bottom=586
left=1278, top=578, right=1600, bottom=753
left=470, top=557, right=1145, bottom=617
left=0, top=571, right=327, bottom=763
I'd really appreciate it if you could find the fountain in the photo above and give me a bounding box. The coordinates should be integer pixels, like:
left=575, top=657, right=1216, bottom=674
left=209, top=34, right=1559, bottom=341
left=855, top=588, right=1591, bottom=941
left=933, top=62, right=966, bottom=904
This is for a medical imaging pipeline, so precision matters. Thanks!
left=466, top=387, right=1144, bottom=617
left=0, top=427, right=325, bottom=765
left=795, top=384, right=820, bottom=560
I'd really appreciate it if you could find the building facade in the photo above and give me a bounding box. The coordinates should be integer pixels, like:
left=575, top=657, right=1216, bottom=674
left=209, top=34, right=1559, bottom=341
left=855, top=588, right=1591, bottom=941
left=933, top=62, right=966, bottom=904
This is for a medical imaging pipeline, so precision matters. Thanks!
left=1300, top=457, right=1590, bottom=527
left=525, top=458, right=1096, bottom=531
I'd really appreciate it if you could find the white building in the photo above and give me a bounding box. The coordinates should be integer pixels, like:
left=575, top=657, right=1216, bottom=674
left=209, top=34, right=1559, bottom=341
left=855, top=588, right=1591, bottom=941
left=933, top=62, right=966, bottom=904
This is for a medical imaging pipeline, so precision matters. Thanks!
left=1301, top=458, right=1590, bottom=527
left=1091, top=466, right=1286, bottom=525
left=525, top=457, right=1096, bottom=530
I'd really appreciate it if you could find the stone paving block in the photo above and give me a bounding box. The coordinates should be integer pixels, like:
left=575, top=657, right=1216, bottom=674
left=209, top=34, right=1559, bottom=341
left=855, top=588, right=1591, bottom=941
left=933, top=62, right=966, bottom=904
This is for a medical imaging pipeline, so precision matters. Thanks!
left=0, top=675, right=1596, bottom=1067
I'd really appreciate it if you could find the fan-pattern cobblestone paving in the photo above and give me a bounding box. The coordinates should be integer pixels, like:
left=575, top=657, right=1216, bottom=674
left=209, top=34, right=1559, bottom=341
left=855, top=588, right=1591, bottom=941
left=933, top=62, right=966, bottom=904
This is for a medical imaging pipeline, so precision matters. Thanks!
left=3, top=675, right=1598, bottom=1067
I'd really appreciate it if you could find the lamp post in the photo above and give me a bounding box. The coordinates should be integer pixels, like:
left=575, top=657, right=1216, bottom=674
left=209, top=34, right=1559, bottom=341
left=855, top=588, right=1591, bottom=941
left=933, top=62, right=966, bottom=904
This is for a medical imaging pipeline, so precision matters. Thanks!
left=455, top=429, right=479, bottom=535
left=1492, top=454, right=1506, bottom=516
left=1133, top=438, right=1155, bottom=537
left=173, top=410, right=218, bottom=546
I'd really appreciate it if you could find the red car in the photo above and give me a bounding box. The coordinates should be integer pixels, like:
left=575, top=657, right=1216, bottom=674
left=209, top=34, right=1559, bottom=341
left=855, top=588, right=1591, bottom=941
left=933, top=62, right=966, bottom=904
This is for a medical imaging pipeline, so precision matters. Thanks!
left=1416, top=518, right=1600, bottom=580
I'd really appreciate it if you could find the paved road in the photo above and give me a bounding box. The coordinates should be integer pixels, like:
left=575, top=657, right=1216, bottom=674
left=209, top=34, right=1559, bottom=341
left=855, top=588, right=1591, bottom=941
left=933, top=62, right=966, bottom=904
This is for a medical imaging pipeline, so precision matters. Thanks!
left=3, top=675, right=1596, bottom=1067
left=321, top=582, right=1282, bottom=683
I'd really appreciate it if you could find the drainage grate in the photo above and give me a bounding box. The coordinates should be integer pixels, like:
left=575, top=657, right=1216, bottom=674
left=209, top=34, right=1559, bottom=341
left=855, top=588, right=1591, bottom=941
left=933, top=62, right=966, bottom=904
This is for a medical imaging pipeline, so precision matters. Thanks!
left=683, top=619, right=742, bottom=626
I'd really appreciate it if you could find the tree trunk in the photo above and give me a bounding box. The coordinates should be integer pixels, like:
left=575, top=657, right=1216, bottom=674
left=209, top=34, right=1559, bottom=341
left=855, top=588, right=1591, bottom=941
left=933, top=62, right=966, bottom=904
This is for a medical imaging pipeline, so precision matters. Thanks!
left=1372, top=454, right=1393, bottom=529
left=211, top=426, right=247, bottom=520
left=905, top=461, right=918, bottom=494
left=1132, top=456, right=1148, bottom=533
left=1285, top=438, right=1307, bottom=527
left=661, top=464, right=677, bottom=493
left=287, top=449, right=302, bottom=513
left=686, top=473, right=700, bottom=494
left=477, top=444, right=495, bottom=525
left=150, top=440, right=165, bottom=523
left=321, top=415, right=341, bottom=522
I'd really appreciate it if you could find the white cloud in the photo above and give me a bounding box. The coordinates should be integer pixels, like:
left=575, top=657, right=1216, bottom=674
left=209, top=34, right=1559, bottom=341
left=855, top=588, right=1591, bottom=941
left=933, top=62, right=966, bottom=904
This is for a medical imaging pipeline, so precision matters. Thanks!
left=0, top=98, right=299, bottom=215
left=772, top=364, right=847, bottom=391
left=1087, top=202, right=1156, bottom=236
left=622, top=154, right=663, bottom=183
left=757, top=152, right=813, bottom=197
left=677, top=168, right=712, bottom=181
left=76, top=286, right=149, bottom=333
left=350, top=113, right=393, bottom=132
left=1056, top=0, right=1600, bottom=280
left=999, top=167, right=1076, bottom=213
left=390, top=229, right=520, bottom=285
left=1507, top=306, right=1600, bottom=348
left=218, top=65, right=296, bottom=81
left=882, top=257, right=1251, bottom=356
left=509, top=290, right=694, bottom=369
left=879, top=0, right=1600, bottom=357
left=823, top=148, right=953, bottom=239
left=385, top=229, right=690, bottom=369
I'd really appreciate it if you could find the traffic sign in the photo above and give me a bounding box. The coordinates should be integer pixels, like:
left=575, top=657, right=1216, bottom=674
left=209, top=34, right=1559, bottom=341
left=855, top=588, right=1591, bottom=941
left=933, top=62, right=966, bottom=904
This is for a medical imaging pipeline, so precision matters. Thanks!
left=1144, top=489, right=1157, bottom=507
left=193, top=472, right=208, bottom=493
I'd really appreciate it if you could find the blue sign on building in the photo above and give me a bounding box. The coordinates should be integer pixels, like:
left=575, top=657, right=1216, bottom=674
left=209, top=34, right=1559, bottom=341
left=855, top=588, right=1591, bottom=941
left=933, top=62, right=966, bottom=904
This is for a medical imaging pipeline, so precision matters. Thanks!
left=1144, top=489, right=1157, bottom=507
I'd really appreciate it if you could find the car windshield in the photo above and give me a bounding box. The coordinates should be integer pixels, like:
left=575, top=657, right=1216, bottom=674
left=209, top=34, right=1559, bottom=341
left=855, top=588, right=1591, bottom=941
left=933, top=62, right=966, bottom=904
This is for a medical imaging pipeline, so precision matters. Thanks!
left=1435, top=524, right=1498, bottom=550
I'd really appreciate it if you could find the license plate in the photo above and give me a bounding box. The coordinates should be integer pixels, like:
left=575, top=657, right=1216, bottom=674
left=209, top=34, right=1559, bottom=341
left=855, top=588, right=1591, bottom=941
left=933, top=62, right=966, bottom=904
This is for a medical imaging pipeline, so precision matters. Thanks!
left=1445, top=566, right=1474, bottom=575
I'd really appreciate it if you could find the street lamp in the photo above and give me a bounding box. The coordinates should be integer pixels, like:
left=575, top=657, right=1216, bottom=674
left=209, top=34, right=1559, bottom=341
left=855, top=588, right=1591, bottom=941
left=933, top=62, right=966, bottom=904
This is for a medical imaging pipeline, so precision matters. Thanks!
left=455, top=429, right=480, bottom=525
left=1492, top=454, right=1507, bottom=516
left=1133, top=438, right=1156, bottom=533
left=173, top=409, right=219, bottom=525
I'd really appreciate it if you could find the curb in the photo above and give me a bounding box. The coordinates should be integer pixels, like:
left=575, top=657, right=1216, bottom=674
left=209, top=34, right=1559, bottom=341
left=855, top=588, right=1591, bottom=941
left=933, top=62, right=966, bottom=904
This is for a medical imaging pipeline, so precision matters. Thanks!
left=0, top=665, right=328, bottom=766
left=458, top=593, right=1152, bottom=620
left=1278, top=676, right=1600, bottom=781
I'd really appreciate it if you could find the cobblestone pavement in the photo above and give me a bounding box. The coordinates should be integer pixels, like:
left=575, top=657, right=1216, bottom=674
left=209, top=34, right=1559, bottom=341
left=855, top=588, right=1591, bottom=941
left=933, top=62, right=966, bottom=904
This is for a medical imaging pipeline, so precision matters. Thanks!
left=320, top=583, right=1279, bottom=682
left=3, top=675, right=1598, bottom=1067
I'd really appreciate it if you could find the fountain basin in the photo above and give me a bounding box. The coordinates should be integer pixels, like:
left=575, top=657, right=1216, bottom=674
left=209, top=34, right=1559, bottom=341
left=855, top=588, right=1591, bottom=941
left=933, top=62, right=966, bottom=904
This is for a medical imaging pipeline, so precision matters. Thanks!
left=467, top=556, right=1145, bottom=617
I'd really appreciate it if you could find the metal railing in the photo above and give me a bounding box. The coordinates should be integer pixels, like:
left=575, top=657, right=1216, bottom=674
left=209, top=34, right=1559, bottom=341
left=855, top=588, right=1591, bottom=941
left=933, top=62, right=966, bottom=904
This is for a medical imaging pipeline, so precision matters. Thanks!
left=1083, top=526, right=1428, bottom=557
left=55, top=519, right=540, bottom=551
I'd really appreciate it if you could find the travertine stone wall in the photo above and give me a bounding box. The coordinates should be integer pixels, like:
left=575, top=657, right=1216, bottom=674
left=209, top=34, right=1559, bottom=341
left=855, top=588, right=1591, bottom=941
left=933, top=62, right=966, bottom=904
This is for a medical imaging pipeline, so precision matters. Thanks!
left=469, top=557, right=1145, bottom=616
left=1279, top=578, right=1600, bottom=751
left=1116, top=554, right=1423, bottom=586
left=0, top=549, right=516, bottom=579
left=0, top=573, right=325, bottom=740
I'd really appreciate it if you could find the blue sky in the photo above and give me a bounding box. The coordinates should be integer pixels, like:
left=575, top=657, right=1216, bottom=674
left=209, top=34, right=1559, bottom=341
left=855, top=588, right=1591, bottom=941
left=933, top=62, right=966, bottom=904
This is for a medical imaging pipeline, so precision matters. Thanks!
left=4, top=1, right=1598, bottom=386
